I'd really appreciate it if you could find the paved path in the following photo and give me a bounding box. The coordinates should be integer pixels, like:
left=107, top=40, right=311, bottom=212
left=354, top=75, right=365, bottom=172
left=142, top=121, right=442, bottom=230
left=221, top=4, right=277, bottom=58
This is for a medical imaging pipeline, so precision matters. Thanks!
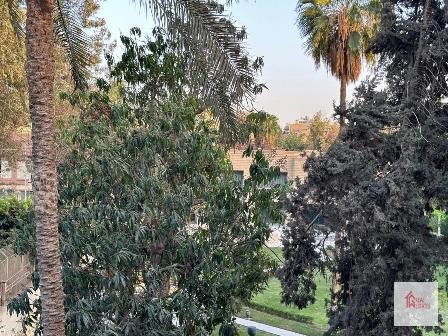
left=0, top=305, right=23, bottom=335
left=235, top=317, right=306, bottom=336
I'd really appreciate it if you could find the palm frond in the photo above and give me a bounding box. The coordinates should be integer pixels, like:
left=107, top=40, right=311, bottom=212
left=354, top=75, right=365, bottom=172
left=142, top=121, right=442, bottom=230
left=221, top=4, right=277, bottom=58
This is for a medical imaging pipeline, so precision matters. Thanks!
left=6, top=0, right=25, bottom=39
left=297, top=0, right=380, bottom=81
left=53, top=0, right=91, bottom=90
left=136, top=0, right=261, bottom=136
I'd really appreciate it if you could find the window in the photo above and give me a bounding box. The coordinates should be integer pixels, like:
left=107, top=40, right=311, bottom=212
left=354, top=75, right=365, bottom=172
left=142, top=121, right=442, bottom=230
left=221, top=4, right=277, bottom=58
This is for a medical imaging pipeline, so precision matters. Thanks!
left=0, top=160, right=12, bottom=179
left=272, top=172, right=288, bottom=185
left=279, top=172, right=288, bottom=185
left=16, top=161, right=31, bottom=180
left=234, top=170, right=244, bottom=186
left=266, top=172, right=288, bottom=188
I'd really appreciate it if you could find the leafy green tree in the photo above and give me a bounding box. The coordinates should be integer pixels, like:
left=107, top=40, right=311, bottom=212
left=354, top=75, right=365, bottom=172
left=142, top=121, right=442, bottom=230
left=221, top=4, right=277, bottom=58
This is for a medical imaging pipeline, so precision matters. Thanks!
left=0, top=2, right=27, bottom=161
left=5, top=1, right=264, bottom=333
left=308, top=112, right=338, bottom=151
left=9, top=30, right=285, bottom=336
left=277, top=133, right=308, bottom=151
left=246, top=111, right=282, bottom=148
left=0, top=196, right=31, bottom=248
left=429, top=209, right=448, bottom=237
left=297, top=0, right=381, bottom=123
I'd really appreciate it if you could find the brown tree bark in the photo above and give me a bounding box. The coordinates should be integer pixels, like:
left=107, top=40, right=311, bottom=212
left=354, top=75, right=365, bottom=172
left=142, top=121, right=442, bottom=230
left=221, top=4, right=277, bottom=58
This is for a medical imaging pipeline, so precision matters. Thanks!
left=339, top=75, right=347, bottom=126
left=331, top=231, right=342, bottom=308
left=26, top=0, right=65, bottom=334
left=331, top=75, right=347, bottom=309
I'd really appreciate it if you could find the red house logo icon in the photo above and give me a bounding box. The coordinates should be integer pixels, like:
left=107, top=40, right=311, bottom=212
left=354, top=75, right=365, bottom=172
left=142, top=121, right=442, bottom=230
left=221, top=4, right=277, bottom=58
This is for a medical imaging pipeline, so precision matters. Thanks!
left=405, top=291, right=416, bottom=308
left=404, top=291, right=431, bottom=309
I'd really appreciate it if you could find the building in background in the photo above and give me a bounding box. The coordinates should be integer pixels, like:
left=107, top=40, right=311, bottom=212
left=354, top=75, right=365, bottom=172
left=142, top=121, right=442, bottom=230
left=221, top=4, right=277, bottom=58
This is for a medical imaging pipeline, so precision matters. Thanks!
left=229, top=148, right=313, bottom=186
left=0, top=133, right=32, bottom=199
left=283, top=118, right=312, bottom=137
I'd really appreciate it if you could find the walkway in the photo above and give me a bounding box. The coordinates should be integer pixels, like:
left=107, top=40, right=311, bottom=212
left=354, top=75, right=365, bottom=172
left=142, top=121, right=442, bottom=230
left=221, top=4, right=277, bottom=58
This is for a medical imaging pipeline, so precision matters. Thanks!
left=235, top=317, right=306, bottom=336
left=2, top=307, right=307, bottom=336
left=0, top=305, right=22, bottom=335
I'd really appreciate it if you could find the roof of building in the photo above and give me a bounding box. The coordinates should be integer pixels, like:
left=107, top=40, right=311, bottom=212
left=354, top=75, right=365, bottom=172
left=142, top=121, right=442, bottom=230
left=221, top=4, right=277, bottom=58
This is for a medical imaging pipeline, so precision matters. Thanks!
left=228, top=148, right=316, bottom=182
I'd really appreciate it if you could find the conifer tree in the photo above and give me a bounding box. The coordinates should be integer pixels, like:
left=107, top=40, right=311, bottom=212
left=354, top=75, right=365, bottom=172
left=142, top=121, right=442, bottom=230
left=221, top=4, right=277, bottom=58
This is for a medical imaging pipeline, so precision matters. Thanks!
left=279, top=0, right=448, bottom=334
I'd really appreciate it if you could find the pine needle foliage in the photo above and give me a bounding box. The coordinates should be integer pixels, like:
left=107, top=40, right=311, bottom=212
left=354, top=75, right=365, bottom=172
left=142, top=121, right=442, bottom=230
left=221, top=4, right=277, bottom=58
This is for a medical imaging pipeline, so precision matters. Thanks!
left=279, top=0, right=448, bottom=334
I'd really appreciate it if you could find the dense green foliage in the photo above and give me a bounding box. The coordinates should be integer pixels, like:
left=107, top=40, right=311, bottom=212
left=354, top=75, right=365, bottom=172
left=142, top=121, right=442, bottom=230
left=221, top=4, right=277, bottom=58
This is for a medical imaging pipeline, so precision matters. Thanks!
left=277, top=133, right=308, bottom=152
left=307, top=113, right=338, bottom=151
left=276, top=113, right=339, bottom=152
left=279, top=0, right=448, bottom=334
left=245, top=111, right=282, bottom=148
left=8, top=30, right=285, bottom=335
left=0, top=196, right=31, bottom=248
left=0, top=2, right=28, bottom=161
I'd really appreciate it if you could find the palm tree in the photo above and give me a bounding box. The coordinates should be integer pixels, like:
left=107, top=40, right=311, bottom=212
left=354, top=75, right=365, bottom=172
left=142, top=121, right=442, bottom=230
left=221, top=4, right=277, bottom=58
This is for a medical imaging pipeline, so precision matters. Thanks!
left=140, top=0, right=264, bottom=143
left=296, top=0, right=380, bottom=310
left=6, top=1, right=262, bottom=334
left=7, top=1, right=89, bottom=334
left=246, top=111, right=281, bottom=148
left=297, top=0, right=380, bottom=125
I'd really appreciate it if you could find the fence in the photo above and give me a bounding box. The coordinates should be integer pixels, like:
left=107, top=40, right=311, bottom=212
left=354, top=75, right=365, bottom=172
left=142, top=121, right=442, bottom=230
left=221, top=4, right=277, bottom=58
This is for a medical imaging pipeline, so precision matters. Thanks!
left=0, top=247, right=32, bottom=306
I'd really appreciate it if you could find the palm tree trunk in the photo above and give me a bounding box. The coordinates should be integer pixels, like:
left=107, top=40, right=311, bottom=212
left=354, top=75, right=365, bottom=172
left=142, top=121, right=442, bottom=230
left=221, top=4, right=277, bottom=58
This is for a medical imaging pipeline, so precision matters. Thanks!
left=331, top=75, right=347, bottom=310
left=339, top=75, right=347, bottom=126
left=26, top=0, right=65, bottom=334
left=407, top=0, right=430, bottom=99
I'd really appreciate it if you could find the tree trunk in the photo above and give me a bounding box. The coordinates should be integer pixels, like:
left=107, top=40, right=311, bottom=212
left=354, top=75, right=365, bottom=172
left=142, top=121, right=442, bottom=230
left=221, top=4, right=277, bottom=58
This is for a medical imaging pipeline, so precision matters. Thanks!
left=407, top=0, right=430, bottom=99
left=331, top=76, right=347, bottom=310
left=26, top=1, right=65, bottom=335
left=331, top=231, right=342, bottom=308
left=339, top=75, right=347, bottom=127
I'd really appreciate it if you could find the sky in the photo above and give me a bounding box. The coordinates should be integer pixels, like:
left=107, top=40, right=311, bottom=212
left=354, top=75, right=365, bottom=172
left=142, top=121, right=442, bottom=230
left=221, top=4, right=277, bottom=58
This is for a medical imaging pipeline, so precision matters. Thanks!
left=99, top=0, right=366, bottom=127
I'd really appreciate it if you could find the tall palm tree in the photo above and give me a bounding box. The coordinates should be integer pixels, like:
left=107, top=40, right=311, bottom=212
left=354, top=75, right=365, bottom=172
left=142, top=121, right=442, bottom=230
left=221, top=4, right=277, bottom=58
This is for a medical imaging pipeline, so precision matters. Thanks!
left=6, top=1, right=262, bottom=334
left=297, top=0, right=380, bottom=125
left=6, top=1, right=90, bottom=334
left=296, top=0, right=380, bottom=310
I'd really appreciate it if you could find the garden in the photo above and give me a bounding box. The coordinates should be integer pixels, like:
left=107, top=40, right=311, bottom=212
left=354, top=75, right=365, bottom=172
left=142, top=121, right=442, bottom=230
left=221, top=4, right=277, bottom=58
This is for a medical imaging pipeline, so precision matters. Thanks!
left=1, top=0, right=447, bottom=335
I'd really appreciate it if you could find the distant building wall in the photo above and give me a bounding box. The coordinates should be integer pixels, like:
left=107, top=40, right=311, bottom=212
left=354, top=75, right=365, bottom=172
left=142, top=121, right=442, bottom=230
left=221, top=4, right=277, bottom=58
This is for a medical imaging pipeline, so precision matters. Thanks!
left=0, top=133, right=32, bottom=199
left=284, top=120, right=311, bottom=137
left=228, top=149, right=314, bottom=184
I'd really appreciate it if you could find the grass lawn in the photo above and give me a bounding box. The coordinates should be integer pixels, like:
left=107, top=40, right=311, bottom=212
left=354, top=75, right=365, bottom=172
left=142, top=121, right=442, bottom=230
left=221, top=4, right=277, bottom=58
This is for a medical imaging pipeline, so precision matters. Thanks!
left=260, top=247, right=448, bottom=336
left=263, top=246, right=284, bottom=263
left=260, top=246, right=330, bottom=328
left=250, top=276, right=330, bottom=327
left=423, top=266, right=448, bottom=336
left=237, top=307, right=327, bottom=336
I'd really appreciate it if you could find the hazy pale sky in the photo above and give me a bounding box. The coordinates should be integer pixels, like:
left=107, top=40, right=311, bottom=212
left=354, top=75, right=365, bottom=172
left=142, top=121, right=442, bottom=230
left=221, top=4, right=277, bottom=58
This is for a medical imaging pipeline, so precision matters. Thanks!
left=99, top=0, right=364, bottom=126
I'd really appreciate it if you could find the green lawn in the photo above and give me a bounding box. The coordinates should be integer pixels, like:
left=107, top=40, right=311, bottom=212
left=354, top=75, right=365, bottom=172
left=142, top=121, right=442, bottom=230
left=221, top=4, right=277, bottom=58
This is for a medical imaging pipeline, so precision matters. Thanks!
left=422, top=266, right=448, bottom=336
left=258, top=246, right=330, bottom=328
left=263, top=246, right=284, bottom=263
left=259, top=247, right=447, bottom=336
left=237, top=307, right=326, bottom=336
left=250, top=276, right=330, bottom=327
